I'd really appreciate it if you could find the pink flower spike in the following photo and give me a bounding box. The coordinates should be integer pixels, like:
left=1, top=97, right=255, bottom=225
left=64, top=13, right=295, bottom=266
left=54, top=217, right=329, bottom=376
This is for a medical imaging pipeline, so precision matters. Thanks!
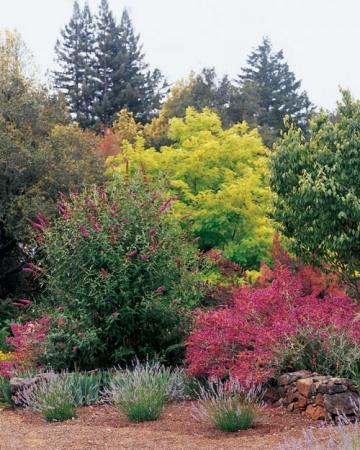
left=140, top=254, right=149, bottom=261
left=72, top=346, right=78, bottom=353
left=149, top=228, right=157, bottom=237
left=111, top=312, right=119, bottom=318
left=93, top=223, right=100, bottom=232
left=126, top=248, right=138, bottom=258
left=79, top=224, right=90, bottom=238
left=155, top=286, right=166, bottom=294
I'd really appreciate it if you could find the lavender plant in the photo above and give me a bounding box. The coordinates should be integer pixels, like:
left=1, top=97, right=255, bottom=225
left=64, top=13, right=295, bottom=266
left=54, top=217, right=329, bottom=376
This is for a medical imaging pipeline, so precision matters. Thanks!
left=108, top=360, right=185, bottom=422
left=192, top=378, right=262, bottom=432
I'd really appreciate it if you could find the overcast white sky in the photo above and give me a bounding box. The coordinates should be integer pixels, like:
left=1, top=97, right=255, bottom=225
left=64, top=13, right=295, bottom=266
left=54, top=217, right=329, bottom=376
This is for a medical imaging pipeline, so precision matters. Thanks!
left=1, top=0, right=359, bottom=110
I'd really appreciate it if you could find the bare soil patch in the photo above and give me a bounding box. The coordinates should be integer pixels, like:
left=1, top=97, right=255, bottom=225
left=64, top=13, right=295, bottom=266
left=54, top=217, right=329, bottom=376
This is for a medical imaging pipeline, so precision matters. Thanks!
left=0, top=402, right=328, bottom=449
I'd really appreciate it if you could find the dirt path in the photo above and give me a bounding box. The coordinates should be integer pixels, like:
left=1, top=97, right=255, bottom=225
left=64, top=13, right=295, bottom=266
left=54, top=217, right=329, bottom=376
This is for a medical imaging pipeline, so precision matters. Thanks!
left=0, top=402, right=325, bottom=450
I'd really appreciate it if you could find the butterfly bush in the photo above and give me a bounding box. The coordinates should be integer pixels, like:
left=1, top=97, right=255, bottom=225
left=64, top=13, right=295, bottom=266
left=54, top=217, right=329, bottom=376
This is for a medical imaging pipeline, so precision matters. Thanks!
left=30, top=171, right=206, bottom=370
left=186, top=241, right=360, bottom=385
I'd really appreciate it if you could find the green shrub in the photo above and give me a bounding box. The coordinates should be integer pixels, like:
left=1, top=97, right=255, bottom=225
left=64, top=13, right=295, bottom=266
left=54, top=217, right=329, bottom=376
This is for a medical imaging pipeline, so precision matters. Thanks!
left=192, top=378, right=260, bottom=432
left=35, top=172, right=205, bottom=370
left=109, top=360, right=185, bottom=422
left=276, top=327, right=360, bottom=379
left=0, top=376, right=11, bottom=404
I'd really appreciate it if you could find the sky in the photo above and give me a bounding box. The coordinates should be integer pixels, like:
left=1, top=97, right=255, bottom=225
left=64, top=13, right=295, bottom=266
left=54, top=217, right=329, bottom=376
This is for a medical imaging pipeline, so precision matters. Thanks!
left=1, top=0, right=359, bottom=110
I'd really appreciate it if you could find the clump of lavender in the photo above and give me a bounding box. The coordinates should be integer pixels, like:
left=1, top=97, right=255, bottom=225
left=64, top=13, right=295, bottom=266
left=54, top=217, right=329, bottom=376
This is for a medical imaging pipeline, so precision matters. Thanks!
left=281, top=423, right=360, bottom=450
left=192, top=377, right=263, bottom=432
left=17, top=374, right=76, bottom=422
left=108, top=360, right=185, bottom=422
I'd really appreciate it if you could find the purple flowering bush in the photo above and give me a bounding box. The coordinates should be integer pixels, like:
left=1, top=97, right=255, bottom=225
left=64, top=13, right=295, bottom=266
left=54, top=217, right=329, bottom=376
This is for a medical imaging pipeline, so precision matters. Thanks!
left=33, top=172, right=205, bottom=370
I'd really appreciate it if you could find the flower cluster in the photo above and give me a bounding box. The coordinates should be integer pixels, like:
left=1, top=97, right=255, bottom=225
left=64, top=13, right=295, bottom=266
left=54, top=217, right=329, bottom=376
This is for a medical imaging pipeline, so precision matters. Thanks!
left=0, top=318, right=49, bottom=377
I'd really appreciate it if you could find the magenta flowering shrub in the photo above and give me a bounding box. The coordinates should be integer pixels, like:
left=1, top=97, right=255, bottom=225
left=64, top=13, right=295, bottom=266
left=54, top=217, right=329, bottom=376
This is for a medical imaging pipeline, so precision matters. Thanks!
left=186, top=262, right=360, bottom=385
left=0, top=318, right=49, bottom=377
left=32, top=173, right=205, bottom=370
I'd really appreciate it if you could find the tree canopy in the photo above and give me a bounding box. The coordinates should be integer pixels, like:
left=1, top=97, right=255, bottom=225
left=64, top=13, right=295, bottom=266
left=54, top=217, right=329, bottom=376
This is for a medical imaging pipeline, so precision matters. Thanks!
left=108, top=108, right=274, bottom=269
left=271, top=90, right=360, bottom=292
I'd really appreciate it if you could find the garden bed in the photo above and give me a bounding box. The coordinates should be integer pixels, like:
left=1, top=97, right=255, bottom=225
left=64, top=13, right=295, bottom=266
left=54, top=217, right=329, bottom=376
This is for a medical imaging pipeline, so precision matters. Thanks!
left=0, top=402, right=330, bottom=449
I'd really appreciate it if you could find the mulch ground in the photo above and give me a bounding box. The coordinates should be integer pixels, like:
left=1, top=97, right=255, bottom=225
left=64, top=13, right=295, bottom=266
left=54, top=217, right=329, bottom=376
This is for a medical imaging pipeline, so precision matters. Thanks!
left=0, top=401, right=336, bottom=449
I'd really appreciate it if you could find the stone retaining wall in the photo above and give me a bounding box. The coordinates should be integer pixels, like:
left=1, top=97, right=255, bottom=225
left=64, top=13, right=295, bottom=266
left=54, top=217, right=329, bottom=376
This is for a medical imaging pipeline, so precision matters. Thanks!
left=265, top=370, right=360, bottom=422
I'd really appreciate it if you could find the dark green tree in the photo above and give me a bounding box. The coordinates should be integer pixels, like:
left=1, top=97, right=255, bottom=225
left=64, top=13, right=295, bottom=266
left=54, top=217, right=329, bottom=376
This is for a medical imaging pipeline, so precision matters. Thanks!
left=54, top=1, right=96, bottom=129
left=235, top=37, right=314, bottom=145
left=93, top=0, right=120, bottom=127
left=110, top=8, right=166, bottom=124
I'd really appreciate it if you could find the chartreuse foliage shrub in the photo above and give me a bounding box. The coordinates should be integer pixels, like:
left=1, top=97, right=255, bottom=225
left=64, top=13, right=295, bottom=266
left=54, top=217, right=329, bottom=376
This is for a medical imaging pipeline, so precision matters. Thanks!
left=271, top=90, right=360, bottom=290
left=108, top=360, right=185, bottom=422
left=32, top=173, right=204, bottom=370
left=107, top=108, right=274, bottom=269
left=186, top=241, right=360, bottom=385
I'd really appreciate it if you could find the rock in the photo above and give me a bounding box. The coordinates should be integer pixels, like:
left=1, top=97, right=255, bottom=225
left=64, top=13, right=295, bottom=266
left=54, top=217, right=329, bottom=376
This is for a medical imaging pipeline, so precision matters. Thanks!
left=293, top=397, right=308, bottom=410
left=9, top=377, right=37, bottom=395
left=297, top=378, right=316, bottom=397
left=306, top=405, right=326, bottom=420
left=9, top=372, right=56, bottom=397
left=278, top=370, right=314, bottom=386
left=315, top=393, right=324, bottom=406
left=324, top=392, right=360, bottom=415
left=263, top=387, right=281, bottom=403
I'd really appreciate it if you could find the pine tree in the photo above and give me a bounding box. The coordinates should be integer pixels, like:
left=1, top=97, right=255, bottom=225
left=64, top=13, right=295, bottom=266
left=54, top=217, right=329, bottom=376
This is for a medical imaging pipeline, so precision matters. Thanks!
left=54, top=1, right=96, bottom=129
left=235, top=37, right=314, bottom=144
left=93, top=0, right=120, bottom=127
left=111, top=9, right=166, bottom=124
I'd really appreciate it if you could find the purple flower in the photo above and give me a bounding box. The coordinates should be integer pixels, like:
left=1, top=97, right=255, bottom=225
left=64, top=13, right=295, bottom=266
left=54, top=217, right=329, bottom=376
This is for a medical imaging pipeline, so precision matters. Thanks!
left=155, top=286, right=166, bottom=294
left=79, top=224, right=90, bottom=238
left=126, top=248, right=138, bottom=258
left=92, top=222, right=100, bottom=232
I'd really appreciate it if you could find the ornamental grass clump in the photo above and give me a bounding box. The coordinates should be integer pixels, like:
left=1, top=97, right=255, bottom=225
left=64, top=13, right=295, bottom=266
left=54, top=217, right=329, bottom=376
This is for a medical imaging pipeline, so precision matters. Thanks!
left=192, top=378, right=261, bottom=432
left=19, top=375, right=77, bottom=422
left=109, top=361, right=185, bottom=422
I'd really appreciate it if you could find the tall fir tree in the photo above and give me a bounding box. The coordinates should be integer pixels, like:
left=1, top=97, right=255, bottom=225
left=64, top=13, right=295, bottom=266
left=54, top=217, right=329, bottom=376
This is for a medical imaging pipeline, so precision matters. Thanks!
left=93, top=0, right=120, bottom=127
left=113, top=9, right=166, bottom=124
left=54, top=1, right=96, bottom=129
left=235, top=37, right=314, bottom=145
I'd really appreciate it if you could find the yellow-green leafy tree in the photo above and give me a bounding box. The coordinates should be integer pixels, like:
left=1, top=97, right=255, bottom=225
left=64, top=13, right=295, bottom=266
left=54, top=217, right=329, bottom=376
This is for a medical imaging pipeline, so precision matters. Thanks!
left=107, top=108, right=274, bottom=268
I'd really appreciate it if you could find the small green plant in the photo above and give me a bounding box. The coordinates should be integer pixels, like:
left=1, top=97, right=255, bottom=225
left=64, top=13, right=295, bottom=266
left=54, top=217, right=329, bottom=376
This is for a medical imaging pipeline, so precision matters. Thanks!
left=40, top=389, right=76, bottom=422
left=192, top=378, right=261, bottom=432
left=109, top=360, right=184, bottom=422
left=17, top=375, right=77, bottom=422
left=0, top=376, right=11, bottom=405
left=65, top=371, right=101, bottom=406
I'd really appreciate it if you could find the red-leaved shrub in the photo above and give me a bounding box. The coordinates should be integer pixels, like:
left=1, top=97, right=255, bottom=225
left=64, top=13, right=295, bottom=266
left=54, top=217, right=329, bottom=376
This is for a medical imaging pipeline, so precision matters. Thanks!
left=0, top=318, right=49, bottom=377
left=186, top=240, right=360, bottom=385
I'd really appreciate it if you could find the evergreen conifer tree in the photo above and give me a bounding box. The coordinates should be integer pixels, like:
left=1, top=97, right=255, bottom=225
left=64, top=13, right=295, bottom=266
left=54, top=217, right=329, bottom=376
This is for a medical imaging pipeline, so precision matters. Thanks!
left=236, top=37, right=313, bottom=144
left=54, top=1, right=96, bottom=129
left=93, top=0, right=120, bottom=127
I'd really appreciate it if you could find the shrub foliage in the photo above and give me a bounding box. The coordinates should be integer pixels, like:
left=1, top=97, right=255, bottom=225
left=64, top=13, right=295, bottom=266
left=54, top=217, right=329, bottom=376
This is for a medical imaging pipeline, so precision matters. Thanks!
left=186, top=240, right=360, bottom=385
left=32, top=173, right=204, bottom=370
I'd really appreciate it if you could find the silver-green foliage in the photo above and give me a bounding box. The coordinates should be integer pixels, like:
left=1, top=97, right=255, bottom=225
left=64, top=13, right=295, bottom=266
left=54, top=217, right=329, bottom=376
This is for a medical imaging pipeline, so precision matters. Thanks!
left=108, top=360, right=185, bottom=422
